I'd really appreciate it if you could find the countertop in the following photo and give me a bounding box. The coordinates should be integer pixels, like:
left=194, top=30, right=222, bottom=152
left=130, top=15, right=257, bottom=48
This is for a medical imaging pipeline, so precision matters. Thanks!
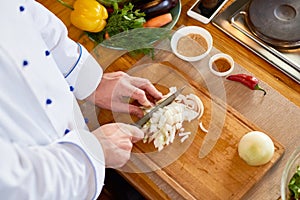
left=37, top=0, right=300, bottom=199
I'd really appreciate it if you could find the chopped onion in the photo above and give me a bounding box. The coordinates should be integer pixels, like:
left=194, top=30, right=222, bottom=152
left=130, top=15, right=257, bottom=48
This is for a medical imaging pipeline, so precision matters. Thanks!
left=180, top=135, right=189, bottom=143
left=179, top=132, right=191, bottom=137
left=199, top=121, right=208, bottom=133
left=238, top=131, right=274, bottom=166
left=142, top=87, right=204, bottom=151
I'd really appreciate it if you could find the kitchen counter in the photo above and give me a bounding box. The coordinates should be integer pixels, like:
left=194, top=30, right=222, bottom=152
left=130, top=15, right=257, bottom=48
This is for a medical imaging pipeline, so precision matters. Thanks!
left=37, top=0, right=300, bottom=199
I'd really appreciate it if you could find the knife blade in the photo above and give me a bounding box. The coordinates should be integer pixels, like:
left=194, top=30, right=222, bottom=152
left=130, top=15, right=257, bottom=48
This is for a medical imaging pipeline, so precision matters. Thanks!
left=133, top=86, right=185, bottom=129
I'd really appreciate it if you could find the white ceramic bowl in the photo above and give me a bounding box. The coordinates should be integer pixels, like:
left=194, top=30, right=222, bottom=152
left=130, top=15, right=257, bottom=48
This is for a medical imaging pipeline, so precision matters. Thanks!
left=171, top=26, right=213, bottom=62
left=209, top=53, right=234, bottom=76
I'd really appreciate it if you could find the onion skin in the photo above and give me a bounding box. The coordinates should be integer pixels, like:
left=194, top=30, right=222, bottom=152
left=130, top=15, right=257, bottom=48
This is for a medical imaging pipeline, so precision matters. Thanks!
left=238, top=131, right=274, bottom=166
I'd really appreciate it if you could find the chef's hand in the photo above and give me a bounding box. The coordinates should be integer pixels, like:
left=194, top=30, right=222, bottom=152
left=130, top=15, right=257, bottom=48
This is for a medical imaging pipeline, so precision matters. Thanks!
left=87, top=71, right=163, bottom=118
left=93, top=123, right=144, bottom=168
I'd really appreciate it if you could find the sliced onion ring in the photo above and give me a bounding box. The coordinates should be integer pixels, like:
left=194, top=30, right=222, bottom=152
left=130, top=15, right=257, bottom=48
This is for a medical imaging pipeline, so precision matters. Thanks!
left=199, top=121, right=208, bottom=133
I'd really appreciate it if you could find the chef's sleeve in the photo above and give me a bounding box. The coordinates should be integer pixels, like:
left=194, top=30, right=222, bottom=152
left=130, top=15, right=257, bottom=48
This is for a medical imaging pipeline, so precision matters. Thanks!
left=29, top=0, right=103, bottom=100
left=0, top=130, right=105, bottom=200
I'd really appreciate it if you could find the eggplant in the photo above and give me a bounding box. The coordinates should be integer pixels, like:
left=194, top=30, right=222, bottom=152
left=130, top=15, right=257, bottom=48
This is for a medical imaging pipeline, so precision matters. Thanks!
left=134, top=0, right=163, bottom=10
left=134, top=0, right=179, bottom=19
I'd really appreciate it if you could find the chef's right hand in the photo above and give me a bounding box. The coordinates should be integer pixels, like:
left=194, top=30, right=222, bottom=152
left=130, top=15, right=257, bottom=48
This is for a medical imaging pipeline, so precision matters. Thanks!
left=92, top=123, right=144, bottom=168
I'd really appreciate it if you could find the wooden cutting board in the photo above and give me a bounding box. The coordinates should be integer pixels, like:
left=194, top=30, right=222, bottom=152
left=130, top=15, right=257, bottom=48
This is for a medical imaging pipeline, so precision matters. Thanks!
left=97, top=60, right=285, bottom=200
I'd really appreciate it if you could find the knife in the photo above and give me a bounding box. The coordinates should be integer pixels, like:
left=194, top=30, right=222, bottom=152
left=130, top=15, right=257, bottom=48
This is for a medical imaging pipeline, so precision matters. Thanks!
left=133, top=86, right=185, bottom=129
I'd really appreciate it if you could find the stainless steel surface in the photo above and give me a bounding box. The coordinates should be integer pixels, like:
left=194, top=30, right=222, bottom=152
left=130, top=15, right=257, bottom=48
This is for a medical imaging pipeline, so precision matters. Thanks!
left=133, top=86, right=185, bottom=129
left=212, top=0, right=300, bottom=84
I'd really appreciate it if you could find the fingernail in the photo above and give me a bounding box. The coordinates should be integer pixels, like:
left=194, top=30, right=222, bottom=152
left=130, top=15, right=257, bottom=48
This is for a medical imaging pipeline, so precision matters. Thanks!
left=137, top=113, right=144, bottom=118
left=143, top=100, right=152, bottom=107
left=157, top=92, right=163, bottom=99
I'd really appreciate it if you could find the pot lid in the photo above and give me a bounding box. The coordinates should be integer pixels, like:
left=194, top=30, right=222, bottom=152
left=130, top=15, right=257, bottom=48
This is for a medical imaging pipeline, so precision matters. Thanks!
left=246, top=0, right=300, bottom=48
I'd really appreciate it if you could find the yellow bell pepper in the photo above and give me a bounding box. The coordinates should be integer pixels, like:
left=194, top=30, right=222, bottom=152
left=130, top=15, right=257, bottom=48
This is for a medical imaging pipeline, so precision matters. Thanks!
left=70, top=0, right=108, bottom=32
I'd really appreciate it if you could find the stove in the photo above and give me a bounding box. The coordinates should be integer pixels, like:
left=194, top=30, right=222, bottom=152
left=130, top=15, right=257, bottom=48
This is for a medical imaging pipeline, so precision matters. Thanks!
left=212, top=0, right=300, bottom=84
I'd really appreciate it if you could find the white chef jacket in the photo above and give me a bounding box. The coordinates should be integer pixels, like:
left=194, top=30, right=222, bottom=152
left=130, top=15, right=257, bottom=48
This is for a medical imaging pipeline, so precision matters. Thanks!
left=0, top=0, right=106, bottom=199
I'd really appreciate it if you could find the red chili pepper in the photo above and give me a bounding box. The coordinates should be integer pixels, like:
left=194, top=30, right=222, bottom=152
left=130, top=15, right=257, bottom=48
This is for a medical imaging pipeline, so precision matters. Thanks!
left=226, top=74, right=267, bottom=95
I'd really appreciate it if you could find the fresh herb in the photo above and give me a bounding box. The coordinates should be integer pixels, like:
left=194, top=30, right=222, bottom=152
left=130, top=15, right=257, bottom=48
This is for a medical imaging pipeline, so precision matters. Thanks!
left=101, top=28, right=171, bottom=50
left=289, top=166, right=300, bottom=200
left=87, top=3, right=146, bottom=44
left=128, top=48, right=155, bottom=59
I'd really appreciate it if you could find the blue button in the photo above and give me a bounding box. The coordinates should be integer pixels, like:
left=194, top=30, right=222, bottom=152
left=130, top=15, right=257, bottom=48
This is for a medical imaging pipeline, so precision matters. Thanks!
left=45, top=50, right=50, bottom=56
left=64, top=129, right=70, bottom=134
left=46, top=99, right=52, bottom=105
left=23, top=60, right=28, bottom=67
left=70, top=86, right=74, bottom=92
left=19, top=6, right=25, bottom=12
left=84, top=117, right=89, bottom=124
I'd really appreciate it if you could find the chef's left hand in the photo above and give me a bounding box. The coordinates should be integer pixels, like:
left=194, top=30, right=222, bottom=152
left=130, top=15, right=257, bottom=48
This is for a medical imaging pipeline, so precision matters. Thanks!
left=87, top=71, right=163, bottom=118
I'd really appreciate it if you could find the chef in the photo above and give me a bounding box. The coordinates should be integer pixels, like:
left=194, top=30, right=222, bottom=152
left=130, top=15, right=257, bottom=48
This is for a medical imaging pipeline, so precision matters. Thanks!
left=0, top=0, right=162, bottom=199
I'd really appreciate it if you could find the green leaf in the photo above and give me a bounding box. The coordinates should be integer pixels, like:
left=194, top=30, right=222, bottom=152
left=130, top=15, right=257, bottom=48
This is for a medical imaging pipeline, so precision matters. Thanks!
left=288, top=166, right=300, bottom=199
left=100, top=28, right=171, bottom=51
